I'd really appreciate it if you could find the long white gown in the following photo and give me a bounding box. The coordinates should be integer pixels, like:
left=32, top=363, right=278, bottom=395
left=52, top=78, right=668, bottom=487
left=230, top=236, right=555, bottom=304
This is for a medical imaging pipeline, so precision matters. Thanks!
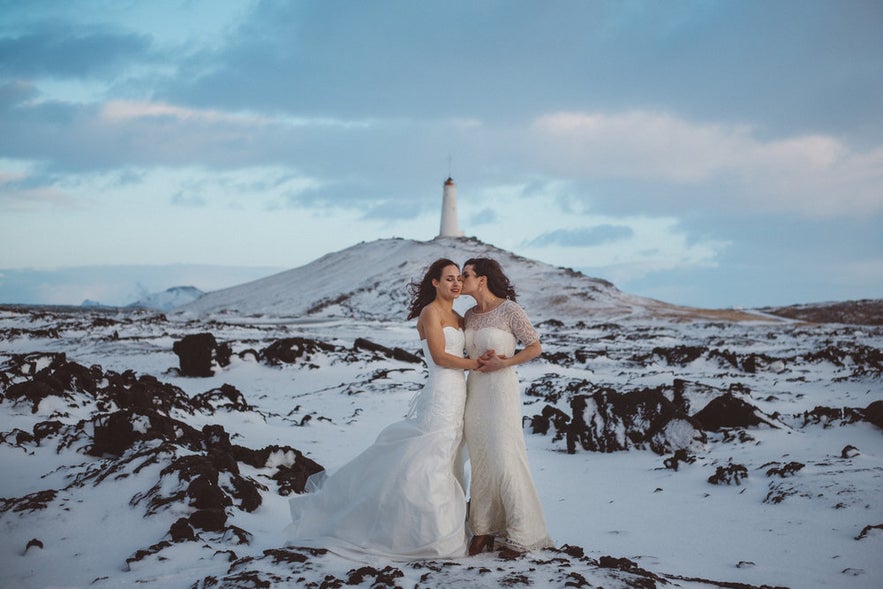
left=286, top=326, right=469, bottom=560
left=464, top=300, right=554, bottom=551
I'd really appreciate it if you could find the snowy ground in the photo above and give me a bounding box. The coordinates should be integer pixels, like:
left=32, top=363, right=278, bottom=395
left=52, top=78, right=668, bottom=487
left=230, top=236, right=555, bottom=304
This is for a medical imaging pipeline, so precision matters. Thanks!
left=1, top=306, right=881, bottom=588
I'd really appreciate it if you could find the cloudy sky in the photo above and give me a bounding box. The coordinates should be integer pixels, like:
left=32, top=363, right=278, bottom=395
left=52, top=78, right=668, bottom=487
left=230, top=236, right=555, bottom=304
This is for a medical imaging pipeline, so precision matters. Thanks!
left=1, top=0, right=881, bottom=308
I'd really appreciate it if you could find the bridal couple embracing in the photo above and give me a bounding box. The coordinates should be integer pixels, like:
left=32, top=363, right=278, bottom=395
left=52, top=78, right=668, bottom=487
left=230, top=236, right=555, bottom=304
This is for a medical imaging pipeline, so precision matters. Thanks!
left=286, top=257, right=554, bottom=560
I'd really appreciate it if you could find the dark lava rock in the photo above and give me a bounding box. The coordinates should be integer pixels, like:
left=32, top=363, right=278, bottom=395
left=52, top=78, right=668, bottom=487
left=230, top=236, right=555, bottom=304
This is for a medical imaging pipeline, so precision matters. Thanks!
left=90, top=410, right=136, bottom=457
left=260, top=337, right=337, bottom=366
left=203, top=424, right=232, bottom=450
left=189, top=508, right=228, bottom=531
left=172, top=333, right=232, bottom=377
left=663, top=449, right=697, bottom=471
left=89, top=409, right=203, bottom=457
left=169, top=517, right=197, bottom=542
left=3, top=380, right=62, bottom=413
left=0, top=489, right=57, bottom=513
left=524, top=375, right=592, bottom=404
left=223, top=526, right=253, bottom=545
left=191, top=384, right=252, bottom=413
left=863, top=400, right=883, bottom=429
left=649, top=345, right=706, bottom=365
left=270, top=458, right=326, bottom=496
left=1, top=352, right=67, bottom=378
left=564, top=386, right=705, bottom=455
left=126, top=541, right=173, bottom=568
left=598, top=555, right=665, bottom=583
left=556, top=544, right=585, bottom=558
left=855, top=523, right=883, bottom=540
left=262, top=548, right=312, bottom=564
left=187, top=476, right=230, bottom=510
left=529, top=405, right=571, bottom=436
left=346, top=565, right=404, bottom=586
left=104, top=373, right=193, bottom=414
left=803, top=344, right=883, bottom=376
left=765, top=461, right=805, bottom=477
left=3, top=354, right=201, bottom=417
left=708, top=463, right=749, bottom=485
left=692, top=392, right=778, bottom=431
left=229, top=476, right=263, bottom=512
left=841, top=445, right=860, bottom=458
left=353, top=338, right=422, bottom=364
left=801, top=405, right=870, bottom=428
left=25, top=538, right=43, bottom=552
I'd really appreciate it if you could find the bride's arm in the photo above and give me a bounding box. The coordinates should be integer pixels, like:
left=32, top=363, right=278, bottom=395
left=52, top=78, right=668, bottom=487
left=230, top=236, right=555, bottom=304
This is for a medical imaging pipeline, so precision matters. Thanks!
left=419, top=306, right=479, bottom=370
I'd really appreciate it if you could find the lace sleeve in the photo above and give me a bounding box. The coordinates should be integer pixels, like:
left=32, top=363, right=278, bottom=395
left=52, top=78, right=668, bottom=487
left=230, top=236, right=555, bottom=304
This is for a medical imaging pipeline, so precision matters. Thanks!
left=506, top=301, right=539, bottom=346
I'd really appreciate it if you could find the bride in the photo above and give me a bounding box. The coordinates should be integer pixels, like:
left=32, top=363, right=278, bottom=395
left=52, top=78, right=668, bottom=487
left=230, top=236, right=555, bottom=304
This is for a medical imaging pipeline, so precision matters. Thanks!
left=286, top=258, right=480, bottom=560
left=459, top=257, right=554, bottom=556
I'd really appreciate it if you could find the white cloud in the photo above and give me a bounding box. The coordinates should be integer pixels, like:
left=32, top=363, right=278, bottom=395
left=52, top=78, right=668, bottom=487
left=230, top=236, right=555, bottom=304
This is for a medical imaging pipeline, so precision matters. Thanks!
left=529, top=110, right=883, bottom=217
left=0, top=165, right=78, bottom=210
left=101, top=100, right=268, bottom=125
left=101, top=100, right=382, bottom=132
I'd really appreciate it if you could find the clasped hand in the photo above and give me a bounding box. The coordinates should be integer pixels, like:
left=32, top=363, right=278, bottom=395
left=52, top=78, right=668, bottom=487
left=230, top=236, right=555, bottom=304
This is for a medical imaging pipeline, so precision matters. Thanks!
left=475, top=349, right=508, bottom=372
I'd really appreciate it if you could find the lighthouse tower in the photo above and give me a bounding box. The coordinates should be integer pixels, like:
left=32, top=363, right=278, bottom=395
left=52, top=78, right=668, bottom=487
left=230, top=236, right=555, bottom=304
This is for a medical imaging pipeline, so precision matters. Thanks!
left=438, top=177, right=464, bottom=237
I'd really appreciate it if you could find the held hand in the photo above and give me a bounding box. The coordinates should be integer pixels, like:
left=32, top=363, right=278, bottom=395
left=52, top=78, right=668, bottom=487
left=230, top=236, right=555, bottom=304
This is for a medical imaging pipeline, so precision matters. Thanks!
left=469, top=349, right=496, bottom=372
left=476, top=353, right=509, bottom=372
left=475, top=349, right=495, bottom=371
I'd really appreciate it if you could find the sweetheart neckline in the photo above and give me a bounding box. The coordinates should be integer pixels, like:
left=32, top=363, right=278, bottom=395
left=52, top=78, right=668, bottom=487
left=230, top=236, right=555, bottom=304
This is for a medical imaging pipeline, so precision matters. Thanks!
left=419, top=326, right=463, bottom=342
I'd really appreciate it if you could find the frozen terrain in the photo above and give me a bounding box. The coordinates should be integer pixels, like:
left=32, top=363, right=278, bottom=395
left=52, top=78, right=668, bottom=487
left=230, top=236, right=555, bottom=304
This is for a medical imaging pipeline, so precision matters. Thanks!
left=1, top=238, right=881, bottom=589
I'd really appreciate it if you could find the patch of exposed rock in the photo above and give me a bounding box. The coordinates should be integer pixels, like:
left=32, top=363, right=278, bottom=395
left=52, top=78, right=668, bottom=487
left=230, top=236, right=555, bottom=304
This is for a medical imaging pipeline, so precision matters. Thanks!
left=529, top=380, right=706, bottom=455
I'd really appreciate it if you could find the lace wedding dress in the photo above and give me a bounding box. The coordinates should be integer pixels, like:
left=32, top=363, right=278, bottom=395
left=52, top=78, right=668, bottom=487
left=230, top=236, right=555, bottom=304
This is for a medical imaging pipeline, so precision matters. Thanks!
left=286, top=326, right=469, bottom=560
left=464, top=300, right=554, bottom=551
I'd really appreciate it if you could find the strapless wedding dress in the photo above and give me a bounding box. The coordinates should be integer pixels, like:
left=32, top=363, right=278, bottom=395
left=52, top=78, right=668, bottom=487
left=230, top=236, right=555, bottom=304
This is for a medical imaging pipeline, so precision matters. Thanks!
left=286, top=326, right=468, bottom=560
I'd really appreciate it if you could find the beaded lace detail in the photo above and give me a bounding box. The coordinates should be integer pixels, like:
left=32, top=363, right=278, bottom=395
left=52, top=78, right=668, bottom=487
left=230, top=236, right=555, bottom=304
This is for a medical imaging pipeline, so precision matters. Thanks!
left=463, top=300, right=538, bottom=347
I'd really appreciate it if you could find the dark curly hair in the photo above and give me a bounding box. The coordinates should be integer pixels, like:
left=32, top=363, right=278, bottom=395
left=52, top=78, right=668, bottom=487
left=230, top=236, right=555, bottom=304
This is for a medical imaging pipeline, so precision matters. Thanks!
left=407, top=258, right=459, bottom=320
left=463, top=257, right=517, bottom=301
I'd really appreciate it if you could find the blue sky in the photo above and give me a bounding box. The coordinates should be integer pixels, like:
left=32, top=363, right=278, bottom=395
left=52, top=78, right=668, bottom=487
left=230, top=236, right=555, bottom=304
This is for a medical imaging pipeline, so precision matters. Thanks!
left=1, top=0, right=881, bottom=308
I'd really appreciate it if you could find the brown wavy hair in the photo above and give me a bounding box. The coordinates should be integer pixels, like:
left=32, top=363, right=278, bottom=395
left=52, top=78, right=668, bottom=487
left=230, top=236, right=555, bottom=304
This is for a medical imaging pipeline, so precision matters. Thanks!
left=407, top=258, right=459, bottom=320
left=463, top=257, right=517, bottom=301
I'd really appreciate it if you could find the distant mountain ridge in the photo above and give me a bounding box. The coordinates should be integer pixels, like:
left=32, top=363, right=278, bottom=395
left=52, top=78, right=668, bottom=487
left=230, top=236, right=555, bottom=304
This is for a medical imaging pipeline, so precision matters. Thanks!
left=761, top=299, right=883, bottom=326
left=130, top=286, right=204, bottom=311
left=179, top=237, right=767, bottom=323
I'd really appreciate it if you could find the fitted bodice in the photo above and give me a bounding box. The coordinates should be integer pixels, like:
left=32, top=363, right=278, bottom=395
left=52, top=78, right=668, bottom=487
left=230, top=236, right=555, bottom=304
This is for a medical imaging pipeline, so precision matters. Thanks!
left=465, top=327, right=517, bottom=359
left=410, top=326, right=467, bottom=431
left=421, top=326, right=467, bottom=376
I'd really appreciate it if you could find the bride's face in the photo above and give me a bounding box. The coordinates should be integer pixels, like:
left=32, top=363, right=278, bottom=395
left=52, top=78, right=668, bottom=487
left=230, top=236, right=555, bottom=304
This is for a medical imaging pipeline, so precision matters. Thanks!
left=459, top=264, right=480, bottom=297
left=433, top=264, right=462, bottom=300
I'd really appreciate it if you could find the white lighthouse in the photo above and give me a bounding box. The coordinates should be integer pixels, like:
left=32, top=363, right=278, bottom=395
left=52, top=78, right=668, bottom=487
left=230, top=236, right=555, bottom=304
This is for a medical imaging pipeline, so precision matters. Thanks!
left=438, top=177, right=464, bottom=238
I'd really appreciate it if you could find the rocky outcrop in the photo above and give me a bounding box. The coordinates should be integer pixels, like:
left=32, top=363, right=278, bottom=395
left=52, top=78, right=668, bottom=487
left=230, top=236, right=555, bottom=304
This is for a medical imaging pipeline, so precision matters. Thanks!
left=708, top=463, right=749, bottom=485
left=259, top=337, right=338, bottom=367
left=172, top=332, right=232, bottom=377
left=531, top=383, right=706, bottom=455
left=353, top=338, right=422, bottom=364
left=692, top=392, right=780, bottom=431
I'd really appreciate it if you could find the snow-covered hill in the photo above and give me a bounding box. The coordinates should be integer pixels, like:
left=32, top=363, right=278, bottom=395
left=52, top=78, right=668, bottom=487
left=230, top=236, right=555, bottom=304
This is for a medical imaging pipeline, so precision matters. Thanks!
left=129, top=286, right=204, bottom=311
left=180, top=237, right=765, bottom=323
